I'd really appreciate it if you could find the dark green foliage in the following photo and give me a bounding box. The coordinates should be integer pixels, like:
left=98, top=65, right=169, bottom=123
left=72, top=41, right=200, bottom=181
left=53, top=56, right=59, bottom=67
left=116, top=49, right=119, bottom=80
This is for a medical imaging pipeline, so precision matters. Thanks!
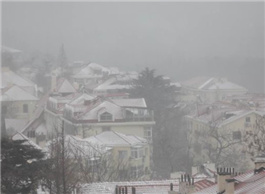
left=130, top=68, right=190, bottom=176
left=1, top=138, right=45, bottom=194
left=131, top=67, right=176, bottom=113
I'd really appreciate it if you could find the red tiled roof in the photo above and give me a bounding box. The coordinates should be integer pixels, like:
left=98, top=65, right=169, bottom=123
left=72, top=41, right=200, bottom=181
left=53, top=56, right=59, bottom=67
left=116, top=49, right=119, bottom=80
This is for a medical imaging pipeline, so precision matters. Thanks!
left=235, top=171, right=265, bottom=194
left=194, top=179, right=215, bottom=191
left=194, top=170, right=265, bottom=194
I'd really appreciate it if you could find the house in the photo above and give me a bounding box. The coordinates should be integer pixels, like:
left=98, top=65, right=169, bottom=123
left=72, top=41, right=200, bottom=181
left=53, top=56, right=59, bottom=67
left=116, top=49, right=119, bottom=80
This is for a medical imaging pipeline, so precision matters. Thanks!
left=80, top=155, right=265, bottom=194
left=61, top=96, right=155, bottom=142
left=43, top=131, right=150, bottom=181
left=93, top=71, right=138, bottom=96
left=180, top=77, right=248, bottom=103
left=44, top=77, right=78, bottom=135
left=51, top=77, right=77, bottom=95
left=1, top=85, right=39, bottom=120
left=80, top=177, right=215, bottom=194
left=192, top=162, right=217, bottom=182
left=1, top=68, right=38, bottom=97
left=12, top=131, right=42, bottom=150
left=45, top=92, right=80, bottom=135
left=71, top=62, right=112, bottom=89
left=193, top=155, right=265, bottom=194
left=85, top=131, right=151, bottom=180
left=20, top=93, right=50, bottom=148
left=71, top=62, right=138, bottom=95
left=185, top=100, right=265, bottom=168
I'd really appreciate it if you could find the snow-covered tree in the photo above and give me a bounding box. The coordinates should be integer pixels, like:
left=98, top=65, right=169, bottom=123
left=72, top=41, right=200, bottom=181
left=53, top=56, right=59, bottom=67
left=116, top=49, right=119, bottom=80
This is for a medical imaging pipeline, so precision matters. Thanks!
left=1, top=138, right=45, bottom=193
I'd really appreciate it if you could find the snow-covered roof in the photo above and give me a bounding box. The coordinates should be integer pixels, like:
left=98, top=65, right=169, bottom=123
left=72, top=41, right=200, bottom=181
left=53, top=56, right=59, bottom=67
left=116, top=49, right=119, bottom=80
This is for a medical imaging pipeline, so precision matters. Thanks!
left=186, top=104, right=262, bottom=128
left=55, top=78, right=77, bottom=94
left=194, top=170, right=265, bottom=194
left=80, top=100, right=123, bottom=120
left=89, top=62, right=110, bottom=73
left=93, top=75, right=133, bottom=92
left=181, top=76, right=212, bottom=89
left=108, top=67, right=120, bottom=75
left=1, top=69, right=35, bottom=88
left=170, top=82, right=182, bottom=88
left=1, top=46, right=22, bottom=54
left=110, top=98, right=147, bottom=108
left=72, top=63, right=108, bottom=79
left=69, top=93, right=96, bottom=105
left=0, top=85, right=38, bottom=101
left=44, top=135, right=109, bottom=158
left=80, top=178, right=214, bottom=194
left=12, top=132, right=42, bottom=150
left=80, top=180, right=179, bottom=194
left=72, top=62, right=123, bottom=79
left=207, top=81, right=247, bottom=91
left=94, top=84, right=131, bottom=91
left=181, top=77, right=247, bottom=92
left=85, top=131, right=147, bottom=147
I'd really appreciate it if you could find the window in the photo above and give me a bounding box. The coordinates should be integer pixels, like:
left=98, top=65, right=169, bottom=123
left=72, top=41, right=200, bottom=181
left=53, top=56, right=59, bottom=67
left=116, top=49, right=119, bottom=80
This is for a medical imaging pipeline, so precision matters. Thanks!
left=144, top=127, right=152, bottom=142
left=130, top=165, right=144, bottom=178
left=100, top=112, right=113, bottom=121
left=23, top=104, right=28, bottom=113
left=118, top=150, right=128, bottom=160
left=131, top=147, right=144, bottom=159
left=27, top=131, right=35, bottom=138
left=233, top=131, right=241, bottom=140
left=245, top=117, right=251, bottom=123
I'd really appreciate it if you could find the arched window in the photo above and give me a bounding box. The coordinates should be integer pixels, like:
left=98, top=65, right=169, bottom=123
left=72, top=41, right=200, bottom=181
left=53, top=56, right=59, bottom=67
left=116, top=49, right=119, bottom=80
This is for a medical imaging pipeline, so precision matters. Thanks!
left=99, top=112, right=113, bottom=121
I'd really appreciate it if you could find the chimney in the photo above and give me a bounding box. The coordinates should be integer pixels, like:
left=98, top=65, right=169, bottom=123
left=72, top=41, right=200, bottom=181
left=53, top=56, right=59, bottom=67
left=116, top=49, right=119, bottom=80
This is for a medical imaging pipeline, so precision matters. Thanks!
left=179, top=174, right=195, bottom=194
left=225, top=179, right=236, bottom=194
left=217, top=167, right=234, bottom=193
left=254, top=154, right=265, bottom=173
left=132, top=187, right=136, bottom=194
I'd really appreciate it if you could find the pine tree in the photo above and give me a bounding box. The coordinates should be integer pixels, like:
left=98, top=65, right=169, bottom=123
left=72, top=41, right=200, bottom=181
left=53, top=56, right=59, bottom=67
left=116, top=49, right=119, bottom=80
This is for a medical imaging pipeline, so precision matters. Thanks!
left=1, top=138, right=45, bottom=193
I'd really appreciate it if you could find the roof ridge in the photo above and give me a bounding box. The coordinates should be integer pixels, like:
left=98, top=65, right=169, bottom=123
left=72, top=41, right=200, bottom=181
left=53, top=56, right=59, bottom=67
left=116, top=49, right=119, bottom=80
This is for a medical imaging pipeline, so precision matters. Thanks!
left=3, top=85, right=38, bottom=100
left=112, top=131, right=132, bottom=145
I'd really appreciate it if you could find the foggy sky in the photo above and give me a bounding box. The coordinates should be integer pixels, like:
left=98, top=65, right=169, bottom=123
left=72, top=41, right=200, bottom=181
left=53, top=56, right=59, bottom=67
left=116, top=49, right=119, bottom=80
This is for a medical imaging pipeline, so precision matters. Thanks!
left=2, top=2, right=264, bottom=90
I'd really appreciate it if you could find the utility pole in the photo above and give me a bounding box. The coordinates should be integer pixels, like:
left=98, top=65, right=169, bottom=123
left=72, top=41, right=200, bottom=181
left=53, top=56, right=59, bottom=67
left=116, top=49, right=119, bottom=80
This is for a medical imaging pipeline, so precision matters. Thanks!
left=61, top=120, right=67, bottom=194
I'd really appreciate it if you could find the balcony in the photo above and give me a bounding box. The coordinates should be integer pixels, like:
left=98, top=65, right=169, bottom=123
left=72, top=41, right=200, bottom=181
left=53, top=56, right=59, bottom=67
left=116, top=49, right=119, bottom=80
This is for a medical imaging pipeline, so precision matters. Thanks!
left=124, top=115, right=153, bottom=122
left=124, top=109, right=154, bottom=122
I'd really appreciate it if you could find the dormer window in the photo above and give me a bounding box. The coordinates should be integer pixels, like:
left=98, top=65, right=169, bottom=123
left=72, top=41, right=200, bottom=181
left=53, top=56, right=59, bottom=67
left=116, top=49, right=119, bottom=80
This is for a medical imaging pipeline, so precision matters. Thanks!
left=99, top=112, right=113, bottom=122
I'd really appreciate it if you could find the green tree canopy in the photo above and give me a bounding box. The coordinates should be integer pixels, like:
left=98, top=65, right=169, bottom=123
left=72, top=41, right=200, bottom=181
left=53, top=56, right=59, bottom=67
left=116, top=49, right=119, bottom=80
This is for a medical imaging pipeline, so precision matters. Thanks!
left=130, top=67, right=176, bottom=113
left=1, top=138, right=45, bottom=194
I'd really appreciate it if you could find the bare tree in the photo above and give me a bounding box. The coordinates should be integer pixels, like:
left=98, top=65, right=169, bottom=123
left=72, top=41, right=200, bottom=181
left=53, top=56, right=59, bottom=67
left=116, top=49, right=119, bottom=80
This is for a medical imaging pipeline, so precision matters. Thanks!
left=42, top=124, right=81, bottom=194
left=244, top=114, right=265, bottom=157
left=42, top=126, right=136, bottom=193
left=190, top=121, right=248, bottom=171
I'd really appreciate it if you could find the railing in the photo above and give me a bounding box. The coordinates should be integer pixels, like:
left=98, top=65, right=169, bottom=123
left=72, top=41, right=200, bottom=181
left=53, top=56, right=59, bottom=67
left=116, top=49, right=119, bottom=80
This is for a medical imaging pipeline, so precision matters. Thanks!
left=124, top=116, right=153, bottom=122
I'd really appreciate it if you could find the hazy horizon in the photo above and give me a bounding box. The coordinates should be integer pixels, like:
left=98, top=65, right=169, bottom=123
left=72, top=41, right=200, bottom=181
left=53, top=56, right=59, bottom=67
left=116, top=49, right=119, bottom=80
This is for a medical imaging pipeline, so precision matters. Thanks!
left=2, top=2, right=264, bottom=92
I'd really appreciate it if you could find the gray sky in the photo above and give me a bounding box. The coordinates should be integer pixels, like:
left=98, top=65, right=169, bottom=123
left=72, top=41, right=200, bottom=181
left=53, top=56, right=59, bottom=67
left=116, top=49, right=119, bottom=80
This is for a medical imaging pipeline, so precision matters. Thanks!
left=2, top=2, right=264, bottom=89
